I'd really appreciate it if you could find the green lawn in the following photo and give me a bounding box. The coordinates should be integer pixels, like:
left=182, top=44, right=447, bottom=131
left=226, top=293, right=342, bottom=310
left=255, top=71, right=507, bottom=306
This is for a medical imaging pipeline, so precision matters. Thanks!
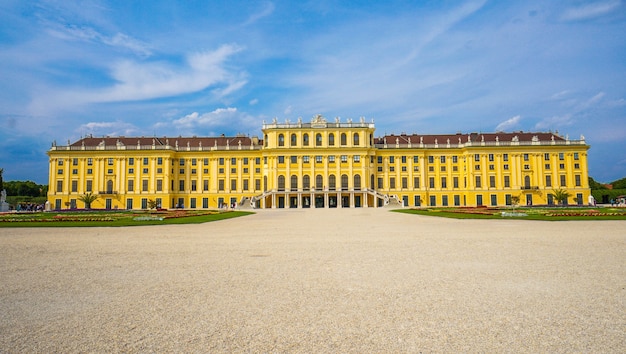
left=0, top=209, right=253, bottom=227
left=393, top=207, right=626, bottom=221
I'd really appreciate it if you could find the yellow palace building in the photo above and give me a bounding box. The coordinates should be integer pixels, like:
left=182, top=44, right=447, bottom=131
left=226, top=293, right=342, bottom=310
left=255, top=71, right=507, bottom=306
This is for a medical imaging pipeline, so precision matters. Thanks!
left=47, top=114, right=590, bottom=210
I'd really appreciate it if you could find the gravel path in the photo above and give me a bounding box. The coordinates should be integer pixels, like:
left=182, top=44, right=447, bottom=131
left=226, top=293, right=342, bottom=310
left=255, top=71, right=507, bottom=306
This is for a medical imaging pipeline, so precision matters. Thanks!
left=1, top=209, right=625, bottom=352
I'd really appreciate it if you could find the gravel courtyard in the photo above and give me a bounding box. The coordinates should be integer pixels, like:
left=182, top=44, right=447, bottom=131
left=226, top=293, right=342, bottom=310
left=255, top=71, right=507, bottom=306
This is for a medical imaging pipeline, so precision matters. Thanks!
left=1, top=209, right=624, bottom=352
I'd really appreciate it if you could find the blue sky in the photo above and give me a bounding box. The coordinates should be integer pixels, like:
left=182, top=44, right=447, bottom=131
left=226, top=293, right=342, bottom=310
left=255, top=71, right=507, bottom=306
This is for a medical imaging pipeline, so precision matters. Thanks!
left=1, top=0, right=625, bottom=184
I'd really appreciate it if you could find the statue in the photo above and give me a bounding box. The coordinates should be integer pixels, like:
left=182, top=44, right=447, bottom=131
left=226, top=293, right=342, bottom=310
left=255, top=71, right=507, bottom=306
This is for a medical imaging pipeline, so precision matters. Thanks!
left=0, top=168, right=8, bottom=212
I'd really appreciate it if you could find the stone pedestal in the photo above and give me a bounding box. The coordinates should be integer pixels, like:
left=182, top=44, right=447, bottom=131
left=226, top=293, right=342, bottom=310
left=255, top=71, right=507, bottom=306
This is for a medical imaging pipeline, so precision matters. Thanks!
left=0, top=190, right=8, bottom=212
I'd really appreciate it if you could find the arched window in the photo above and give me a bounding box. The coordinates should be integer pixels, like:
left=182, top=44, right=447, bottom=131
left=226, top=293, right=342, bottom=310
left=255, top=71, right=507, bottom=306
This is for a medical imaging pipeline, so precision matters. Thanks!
left=106, top=180, right=113, bottom=193
left=341, top=174, right=349, bottom=190
left=291, top=134, right=297, bottom=146
left=316, top=174, right=323, bottom=190
left=303, top=133, right=309, bottom=146
left=290, top=175, right=298, bottom=191
left=524, top=175, right=531, bottom=189
left=353, top=133, right=360, bottom=146
left=329, top=174, right=336, bottom=190
left=354, top=174, right=361, bottom=190
left=278, top=134, right=285, bottom=147
left=278, top=175, right=285, bottom=191
left=329, top=133, right=335, bottom=146
left=303, top=175, right=310, bottom=190
left=316, top=133, right=322, bottom=146
left=340, top=133, right=347, bottom=145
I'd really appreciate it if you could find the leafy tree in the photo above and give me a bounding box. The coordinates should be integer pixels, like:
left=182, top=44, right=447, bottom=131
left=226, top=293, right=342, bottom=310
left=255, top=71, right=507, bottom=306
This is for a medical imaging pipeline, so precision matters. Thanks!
left=610, top=177, right=626, bottom=189
left=551, top=188, right=572, bottom=206
left=588, top=177, right=607, bottom=190
left=77, top=192, right=99, bottom=209
left=147, top=199, right=158, bottom=210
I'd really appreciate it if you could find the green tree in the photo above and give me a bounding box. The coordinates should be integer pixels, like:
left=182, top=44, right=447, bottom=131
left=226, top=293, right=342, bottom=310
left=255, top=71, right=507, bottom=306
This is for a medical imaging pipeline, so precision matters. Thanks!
left=147, top=199, right=158, bottom=210
left=610, top=177, right=626, bottom=189
left=588, top=177, right=607, bottom=190
left=551, top=188, right=572, bottom=206
left=77, top=192, right=99, bottom=209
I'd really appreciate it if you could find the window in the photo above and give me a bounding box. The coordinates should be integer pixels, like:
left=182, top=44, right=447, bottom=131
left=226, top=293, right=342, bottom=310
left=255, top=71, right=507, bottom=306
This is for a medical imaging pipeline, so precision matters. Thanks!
left=86, top=180, right=92, bottom=192
left=559, top=164, right=565, bottom=169
left=453, top=177, right=459, bottom=188
left=560, top=175, right=566, bottom=187
left=329, top=156, right=335, bottom=163
left=329, top=133, right=335, bottom=146
left=475, top=176, right=482, bottom=188
left=491, top=194, right=497, bottom=206
left=303, top=133, right=309, bottom=146
left=442, top=195, right=448, bottom=206
left=72, top=169, right=78, bottom=175
left=389, top=166, right=395, bottom=172
left=143, top=180, right=149, bottom=192
left=303, top=175, right=311, bottom=189
left=204, top=158, right=209, bottom=165
left=377, top=177, right=384, bottom=189
left=316, top=133, right=322, bottom=146
left=544, top=153, right=550, bottom=161
left=255, top=179, right=261, bottom=191
left=574, top=163, right=580, bottom=169
left=389, top=177, right=395, bottom=189
left=203, top=198, right=209, bottom=208
left=488, top=154, right=494, bottom=162
left=72, top=158, right=78, bottom=166
left=219, top=158, right=224, bottom=165
left=353, top=133, right=359, bottom=146
left=191, top=158, right=197, bottom=166
left=57, top=169, right=63, bottom=175
left=390, top=156, right=395, bottom=163
left=402, top=166, right=407, bottom=172
left=278, top=156, right=285, bottom=164
left=428, top=156, right=434, bottom=163
left=401, top=156, right=407, bottom=164
left=559, top=153, right=564, bottom=160
left=574, top=152, right=579, bottom=160
left=179, top=169, right=184, bottom=174
left=128, top=180, right=134, bottom=192
left=414, top=156, right=419, bottom=163
left=218, top=179, right=224, bottom=191
left=290, top=156, right=297, bottom=164
left=316, top=175, right=323, bottom=189
left=58, top=158, right=64, bottom=166
left=503, top=164, right=509, bottom=170
left=108, top=158, right=114, bottom=165
left=475, top=165, right=480, bottom=170
left=341, top=133, right=347, bottom=145
left=303, top=156, right=310, bottom=163
left=503, top=154, right=509, bottom=162
left=278, top=134, right=285, bottom=146
left=71, top=180, right=78, bottom=192
left=524, top=164, right=530, bottom=170
left=56, top=180, right=63, bottom=192
left=87, top=169, right=92, bottom=174
left=203, top=179, right=209, bottom=191
left=341, top=155, right=348, bottom=163
left=489, top=175, right=496, bottom=188
left=441, top=177, right=447, bottom=189
left=475, top=154, right=480, bottom=162
left=414, top=177, right=420, bottom=189
left=231, top=179, right=237, bottom=191
left=87, top=158, right=93, bottom=166
left=329, top=175, right=336, bottom=190
left=429, top=177, right=435, bottom=189
left=157, top=179, right=163, bottom=192
left=378, top=156, right=383, bottom=164
left=354, top=155, right=360, bottom=162
left=341, top=174, right=348, bottom=190
left=143, top=157, right=149, bottom=165
left=441, top=166, right=446, bottom=172
left=291, top=175, right=298, bottom=190
left=504, top=176, right=510, bottom=188
left=291, top=134, right=297, bottom=146
left=278, top=175, right=285, bottom=190
left=452, top=156, right=458, bottom=163
left=243, top=179, right=249, bottom=191
left=575, top=175, right=581, bottom=187
left=545, top=164, right=551, bottom=169
left=440, top=156, right=446, bottom=163
left=477, top=195, right=483, bottom=206
left=316, top=156, right=322, bottom=163
left=191, top=180, right=197, bottom=191
left=523, top=154, right=529, bottom=161
left=354, top=175, right=361, bottom=189
left=158, top=157, right=163, bottom=165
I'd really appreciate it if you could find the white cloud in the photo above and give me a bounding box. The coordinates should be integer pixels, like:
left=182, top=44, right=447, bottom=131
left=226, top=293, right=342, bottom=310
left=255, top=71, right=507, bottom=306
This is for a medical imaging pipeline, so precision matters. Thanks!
left=535, top=114, right=574, bottom=130
left=151, top=107, right=259, bottom=136
left=48, top=25, right=152, bottom=57
left=561, top=0, right=621, bottom=21
left=495, top=115, right=522, bottom=131
left=284, top=105, right=293, bottom=115
left=77, top=121, right=139, bottom=136
left=249, top=98, right=259, bottom=105
left=243, top=2, right=275, bottom=26
left=29, top=44, right=245, bottom=113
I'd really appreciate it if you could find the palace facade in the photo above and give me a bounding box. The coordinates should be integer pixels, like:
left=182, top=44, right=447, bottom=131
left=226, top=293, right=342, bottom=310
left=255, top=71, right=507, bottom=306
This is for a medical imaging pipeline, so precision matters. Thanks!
left=47, top=114, right=590, bottom=210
